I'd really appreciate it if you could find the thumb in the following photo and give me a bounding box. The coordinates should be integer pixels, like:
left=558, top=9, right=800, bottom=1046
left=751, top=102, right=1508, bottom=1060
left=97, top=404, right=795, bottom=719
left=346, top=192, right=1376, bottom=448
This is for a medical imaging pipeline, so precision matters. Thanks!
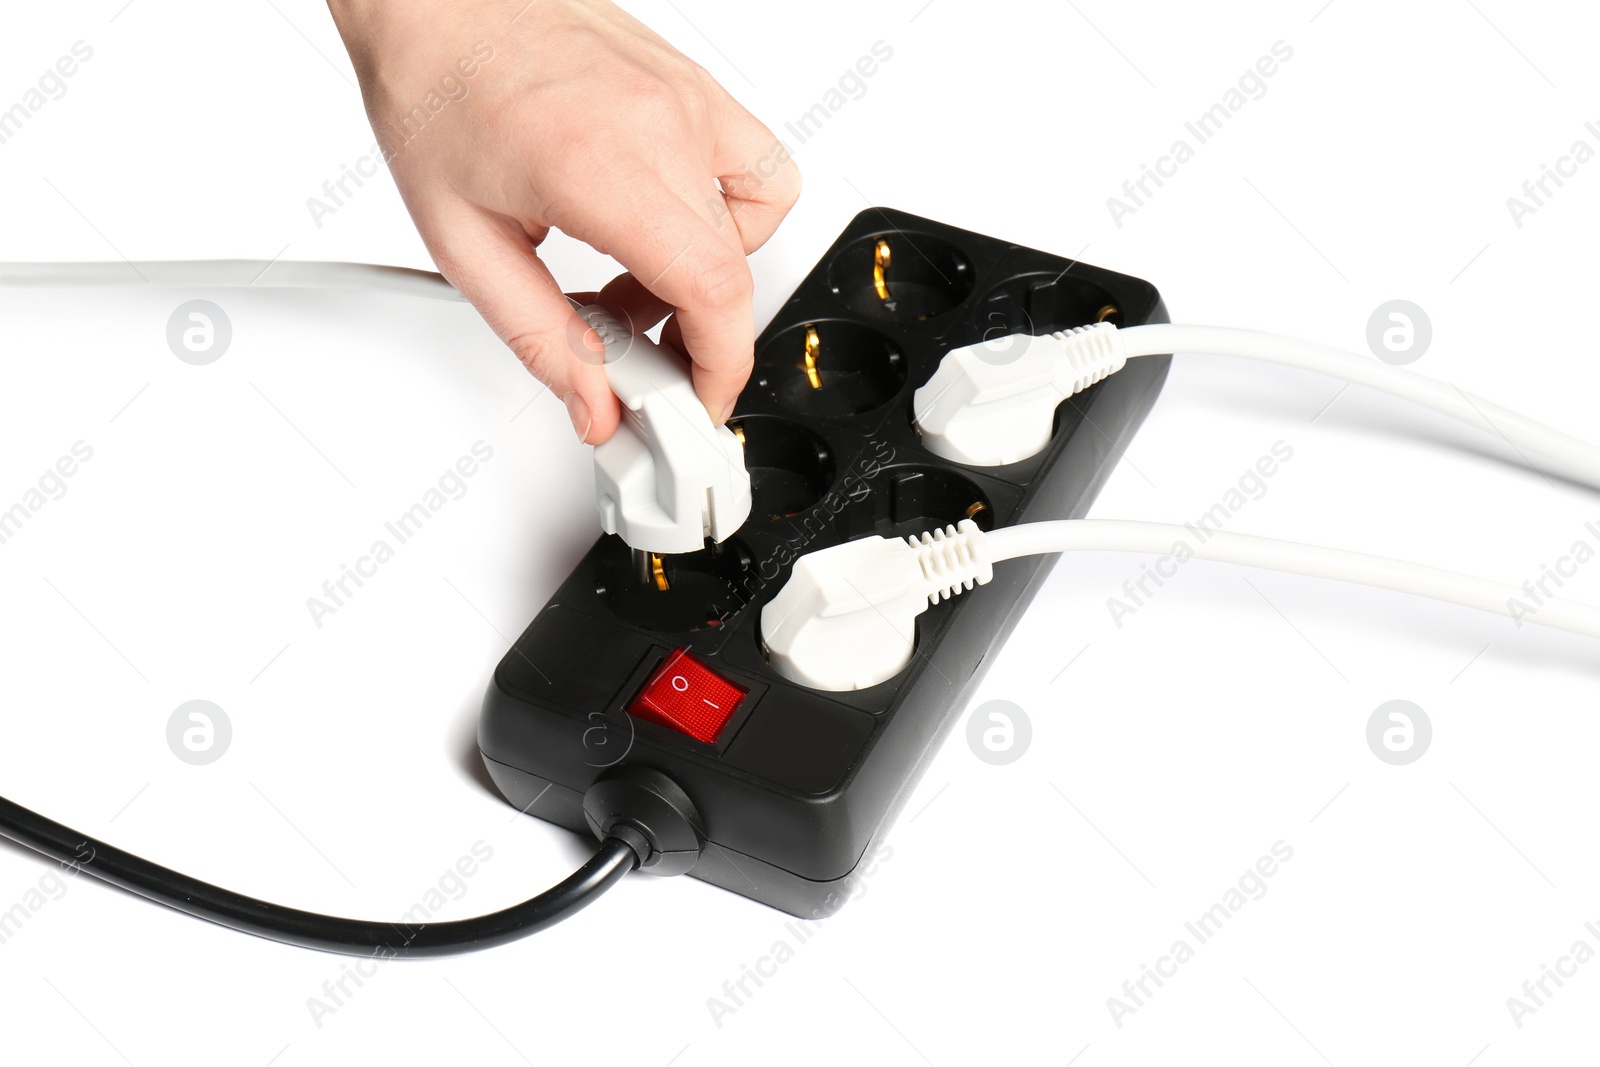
left=426, top=204, right=620, bottom=443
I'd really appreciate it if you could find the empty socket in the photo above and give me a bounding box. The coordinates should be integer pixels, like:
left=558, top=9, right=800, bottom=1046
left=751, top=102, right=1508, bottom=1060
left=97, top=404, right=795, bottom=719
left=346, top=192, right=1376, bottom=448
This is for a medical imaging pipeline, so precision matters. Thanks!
left=732, top=416, right=836, bottom=523
left=971, top=271, right=1122, bottom=338
left=753, top=320, right=907, bottom=418
left=836, top=465, right=995, bottom=541
left=827, top=232, right=975, bottom=322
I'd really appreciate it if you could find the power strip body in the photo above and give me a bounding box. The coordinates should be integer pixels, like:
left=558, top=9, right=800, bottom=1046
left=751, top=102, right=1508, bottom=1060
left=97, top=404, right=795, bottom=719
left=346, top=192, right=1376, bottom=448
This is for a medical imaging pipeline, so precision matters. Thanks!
left=480, top=208, right=1170, bottom=917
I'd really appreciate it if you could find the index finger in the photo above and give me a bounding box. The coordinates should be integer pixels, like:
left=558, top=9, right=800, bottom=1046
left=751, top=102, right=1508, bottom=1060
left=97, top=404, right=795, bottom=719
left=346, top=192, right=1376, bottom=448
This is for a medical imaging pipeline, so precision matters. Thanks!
left=560, top=182, right=755, bottom=423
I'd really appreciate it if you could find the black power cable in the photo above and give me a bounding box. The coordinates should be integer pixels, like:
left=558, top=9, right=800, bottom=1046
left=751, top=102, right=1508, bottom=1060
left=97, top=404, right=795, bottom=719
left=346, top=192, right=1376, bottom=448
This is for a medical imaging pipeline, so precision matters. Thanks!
left=0, top=795, right=640, bottom=957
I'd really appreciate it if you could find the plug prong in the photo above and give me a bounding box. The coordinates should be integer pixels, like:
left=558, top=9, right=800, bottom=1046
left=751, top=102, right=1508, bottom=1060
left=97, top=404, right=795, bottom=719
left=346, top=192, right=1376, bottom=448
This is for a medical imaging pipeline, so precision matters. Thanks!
left=632, top=549, right=672, bottom=590
left=873, top=239, right=892, bottom=302
left=803, top=325, right=823, bottom=389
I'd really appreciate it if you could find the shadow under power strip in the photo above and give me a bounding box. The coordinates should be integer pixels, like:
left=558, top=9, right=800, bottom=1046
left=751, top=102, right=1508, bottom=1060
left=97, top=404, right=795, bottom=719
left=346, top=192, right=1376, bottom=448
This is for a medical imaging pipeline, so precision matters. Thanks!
left=479, top=208, right=1172, bottom=917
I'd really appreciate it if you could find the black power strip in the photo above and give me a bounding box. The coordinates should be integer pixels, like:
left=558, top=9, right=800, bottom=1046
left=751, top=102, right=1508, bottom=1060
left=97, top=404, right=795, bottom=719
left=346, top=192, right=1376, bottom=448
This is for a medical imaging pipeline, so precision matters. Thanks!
left=478, top=208, right=1172, bottom=917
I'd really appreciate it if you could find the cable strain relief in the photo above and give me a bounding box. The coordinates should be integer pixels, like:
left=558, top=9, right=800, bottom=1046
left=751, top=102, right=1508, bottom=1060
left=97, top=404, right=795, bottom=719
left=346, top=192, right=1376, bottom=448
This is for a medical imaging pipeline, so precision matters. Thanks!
left=604, top=824, right=650, bottom=871
left=582, top=765, right=704, bottom=877
left=904, top=519, right=994, bottom=604
left=1048, top=321, right=1128, bottom=395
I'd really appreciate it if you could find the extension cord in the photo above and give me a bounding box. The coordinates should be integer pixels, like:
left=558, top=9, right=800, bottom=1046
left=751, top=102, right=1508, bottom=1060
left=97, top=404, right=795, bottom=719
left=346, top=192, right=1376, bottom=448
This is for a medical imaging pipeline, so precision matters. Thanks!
left=1, top=208, right=1595, bottom=953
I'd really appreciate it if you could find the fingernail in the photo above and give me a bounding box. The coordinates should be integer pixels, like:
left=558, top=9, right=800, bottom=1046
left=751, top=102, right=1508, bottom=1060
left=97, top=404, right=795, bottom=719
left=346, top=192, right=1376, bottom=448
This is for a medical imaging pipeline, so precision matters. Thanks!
left=716, top=400, right=736, bottom=425
left=564, top=393, right=593, bottom=443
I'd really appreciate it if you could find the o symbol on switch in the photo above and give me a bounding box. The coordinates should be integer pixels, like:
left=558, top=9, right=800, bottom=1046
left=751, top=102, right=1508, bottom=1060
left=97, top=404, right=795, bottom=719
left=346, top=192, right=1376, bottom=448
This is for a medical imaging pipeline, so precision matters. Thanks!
left=671, top=675, right=689, bottom=692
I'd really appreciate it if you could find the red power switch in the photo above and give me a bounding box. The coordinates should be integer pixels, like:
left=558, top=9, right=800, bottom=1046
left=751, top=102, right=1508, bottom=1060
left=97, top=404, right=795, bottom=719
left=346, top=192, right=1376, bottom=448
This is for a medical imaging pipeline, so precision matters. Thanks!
left=627, top=648, right=749, bottom=744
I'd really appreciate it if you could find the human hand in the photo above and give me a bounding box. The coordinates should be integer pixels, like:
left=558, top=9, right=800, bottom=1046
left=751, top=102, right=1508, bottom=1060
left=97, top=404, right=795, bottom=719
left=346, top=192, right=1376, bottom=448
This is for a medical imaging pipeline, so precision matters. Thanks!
left=327, top=0, right=801, bottom=442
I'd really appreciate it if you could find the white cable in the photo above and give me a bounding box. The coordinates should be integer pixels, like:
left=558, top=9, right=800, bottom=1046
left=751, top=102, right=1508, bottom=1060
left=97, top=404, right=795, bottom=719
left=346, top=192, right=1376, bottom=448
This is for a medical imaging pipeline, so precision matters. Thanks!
left=761, top=518, right=1600, bottom=691
left=1127, top=324, right=1600, bottom=487
left=913, top=321, right=1600, bottom=489
left=986, top=519, right=1600, bottom=635
left=0, top=260, right=465, bottom=301
left=0, top=262, right=748, bottom=551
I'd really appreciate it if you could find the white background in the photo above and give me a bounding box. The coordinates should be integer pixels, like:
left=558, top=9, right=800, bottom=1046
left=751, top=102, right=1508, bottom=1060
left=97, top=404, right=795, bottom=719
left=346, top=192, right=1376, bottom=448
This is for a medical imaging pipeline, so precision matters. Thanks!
left=2, top=1, right=1598, bottom=1064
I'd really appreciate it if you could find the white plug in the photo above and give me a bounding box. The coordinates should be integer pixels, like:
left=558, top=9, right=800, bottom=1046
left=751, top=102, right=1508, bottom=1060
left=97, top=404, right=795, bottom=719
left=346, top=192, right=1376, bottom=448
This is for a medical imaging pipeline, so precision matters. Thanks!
left=915, top=319, right=1600, bottom=488
left=760, top=520, right=993, bottom=691
left=764, top=513, right=1600, bottom=693
left=912, top=322, right=1128, bottom=467
left=584, top=306, right=752, bottom=555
